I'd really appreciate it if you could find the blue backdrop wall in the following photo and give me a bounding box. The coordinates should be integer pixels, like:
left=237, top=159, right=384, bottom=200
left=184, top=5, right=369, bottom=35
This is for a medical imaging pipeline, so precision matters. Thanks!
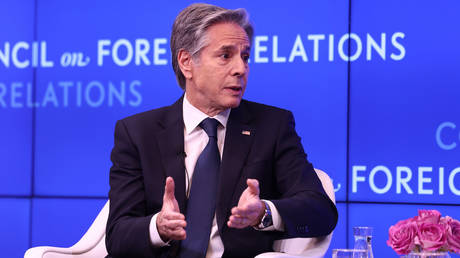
left=1, top=1, right=459, bottom=257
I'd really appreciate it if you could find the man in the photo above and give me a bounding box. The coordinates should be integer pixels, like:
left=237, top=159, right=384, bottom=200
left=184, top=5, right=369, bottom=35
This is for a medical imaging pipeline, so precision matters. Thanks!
left=106, top=3, right=337, bottom=258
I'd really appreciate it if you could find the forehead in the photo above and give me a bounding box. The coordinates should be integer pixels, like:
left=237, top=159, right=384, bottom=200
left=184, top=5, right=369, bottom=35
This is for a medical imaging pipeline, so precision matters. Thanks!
left=205, top=22, right=250, bottom=49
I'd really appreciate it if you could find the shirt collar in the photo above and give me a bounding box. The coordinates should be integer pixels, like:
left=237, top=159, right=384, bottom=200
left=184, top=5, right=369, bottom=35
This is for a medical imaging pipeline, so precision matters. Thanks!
left=183, top=93, right=231, bottom=135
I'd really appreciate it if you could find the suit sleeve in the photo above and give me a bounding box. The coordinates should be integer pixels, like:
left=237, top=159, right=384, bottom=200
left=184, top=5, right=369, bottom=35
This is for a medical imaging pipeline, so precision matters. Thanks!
left=105, top=120, right=159, bottom=257
left=271, top=111, right=338, bottom=238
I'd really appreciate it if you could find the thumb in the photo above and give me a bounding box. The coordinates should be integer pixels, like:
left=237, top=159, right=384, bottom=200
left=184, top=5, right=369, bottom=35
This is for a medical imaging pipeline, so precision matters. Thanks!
left=246, top=179, right=260, bottom=196
left=163, top=176, right=176, bottom=202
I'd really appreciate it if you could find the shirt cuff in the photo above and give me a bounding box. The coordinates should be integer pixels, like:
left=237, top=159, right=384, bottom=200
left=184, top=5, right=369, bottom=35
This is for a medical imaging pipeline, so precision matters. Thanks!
left=149, top=213, right=171, bottom=247
left=255, top=200, right=285, bottom=231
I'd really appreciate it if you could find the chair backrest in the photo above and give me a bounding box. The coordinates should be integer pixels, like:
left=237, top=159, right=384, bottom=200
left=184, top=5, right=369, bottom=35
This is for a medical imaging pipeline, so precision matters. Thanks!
left=315, top=168, right=336, bottom=204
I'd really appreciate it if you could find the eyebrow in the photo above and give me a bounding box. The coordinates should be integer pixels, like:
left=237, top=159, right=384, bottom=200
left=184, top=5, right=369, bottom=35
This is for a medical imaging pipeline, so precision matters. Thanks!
left=218, top=45, right=251, bottom=53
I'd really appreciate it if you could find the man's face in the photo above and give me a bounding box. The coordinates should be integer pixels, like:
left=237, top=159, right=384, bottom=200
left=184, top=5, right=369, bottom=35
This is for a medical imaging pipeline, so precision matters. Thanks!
left=185, top=22, right=250, bottom=115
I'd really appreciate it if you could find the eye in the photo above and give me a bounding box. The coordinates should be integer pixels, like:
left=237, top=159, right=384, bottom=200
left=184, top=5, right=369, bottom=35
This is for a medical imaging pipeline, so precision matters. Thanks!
left=242, top=54, right=250, bottom=63
left=221, top=53, right=230, bottom=59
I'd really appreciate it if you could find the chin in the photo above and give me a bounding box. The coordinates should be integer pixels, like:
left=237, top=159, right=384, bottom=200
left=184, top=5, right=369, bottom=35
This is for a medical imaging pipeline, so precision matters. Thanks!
left=225, top=97, right=242, bottom=109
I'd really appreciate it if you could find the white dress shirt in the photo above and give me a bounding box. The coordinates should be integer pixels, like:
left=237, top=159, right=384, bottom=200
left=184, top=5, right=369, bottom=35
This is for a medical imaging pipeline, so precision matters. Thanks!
left=149, top=94, right=284, bottom=257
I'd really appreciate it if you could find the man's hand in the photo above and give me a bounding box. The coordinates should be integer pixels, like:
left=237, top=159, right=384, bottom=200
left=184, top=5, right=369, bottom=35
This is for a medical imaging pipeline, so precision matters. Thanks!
left=227, top=179, right=265, bottom=229
left=156, top=177, right=187, bottom=242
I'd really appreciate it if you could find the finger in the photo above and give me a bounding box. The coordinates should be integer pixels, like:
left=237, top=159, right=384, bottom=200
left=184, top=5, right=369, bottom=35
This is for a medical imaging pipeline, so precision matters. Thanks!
left=162, top=211, right=185, bottom=220
left=227, top=219, right=247, bottom=229
left=169, top=228, right=187, bottom=240
left=230, top=215, right=249, bottom=225
left=231, top=207, right=252, bottom=217
left=165, top=219, right=187, bottom=230
left=158, top=219, right=186, bottom=239
left=161, top=227, right=186, bottom=241
left=231, top=207, right=238, bottom=215
left=232, top=206, right=260, bottom=217
left=163, top=177, right=176, bottom=201
left=231, top=207, right=248, bottom=218
left=246, top=179, right=260, bottom=195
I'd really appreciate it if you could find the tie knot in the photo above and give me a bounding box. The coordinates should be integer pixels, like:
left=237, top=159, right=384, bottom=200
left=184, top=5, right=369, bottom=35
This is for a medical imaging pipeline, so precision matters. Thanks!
left=199, top=118, right=219, bottom=138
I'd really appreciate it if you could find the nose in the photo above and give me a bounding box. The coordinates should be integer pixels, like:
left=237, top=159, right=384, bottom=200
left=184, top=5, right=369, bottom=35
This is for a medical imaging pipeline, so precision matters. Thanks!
left=231, top=56, right=248, bottom=77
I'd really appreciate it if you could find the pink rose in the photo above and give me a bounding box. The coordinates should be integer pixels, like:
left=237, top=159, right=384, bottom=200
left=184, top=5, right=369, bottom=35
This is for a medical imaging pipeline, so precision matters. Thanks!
left=442, top=216, right=460, bottom=253
left=387, top=218, right=418, bottom=255
left=417, top=210, right=441, bottom=224
left=417, top=222, right=447, bottom=251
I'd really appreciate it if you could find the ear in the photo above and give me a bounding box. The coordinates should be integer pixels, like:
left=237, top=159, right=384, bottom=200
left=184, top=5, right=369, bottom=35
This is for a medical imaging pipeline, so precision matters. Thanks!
left=177, top=49, right=193, bottom=80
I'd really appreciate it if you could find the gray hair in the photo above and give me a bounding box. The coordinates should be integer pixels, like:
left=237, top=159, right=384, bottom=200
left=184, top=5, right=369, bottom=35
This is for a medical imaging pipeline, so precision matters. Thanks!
left=170, top=3, right=254, bottom=89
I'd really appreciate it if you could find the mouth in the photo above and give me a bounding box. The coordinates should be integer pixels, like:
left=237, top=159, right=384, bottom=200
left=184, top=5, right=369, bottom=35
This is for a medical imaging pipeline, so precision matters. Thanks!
left=225, top=86, right=243, bottom=93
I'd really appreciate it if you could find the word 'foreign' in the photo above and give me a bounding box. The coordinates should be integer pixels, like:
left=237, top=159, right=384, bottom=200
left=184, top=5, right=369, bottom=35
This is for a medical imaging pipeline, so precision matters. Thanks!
left=352, top=165, right=460, bottom=196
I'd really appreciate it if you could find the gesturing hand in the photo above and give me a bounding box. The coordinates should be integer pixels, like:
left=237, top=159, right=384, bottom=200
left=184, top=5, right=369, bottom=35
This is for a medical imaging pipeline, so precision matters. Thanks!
left=227, top=179, right=265, bottom=229
left=156, top=177, right=187, bottom=242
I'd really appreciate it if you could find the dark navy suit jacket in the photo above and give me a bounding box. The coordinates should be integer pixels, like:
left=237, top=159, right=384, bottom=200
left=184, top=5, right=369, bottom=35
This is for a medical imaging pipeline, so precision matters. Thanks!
left=106, top=97, right=338, bottom=258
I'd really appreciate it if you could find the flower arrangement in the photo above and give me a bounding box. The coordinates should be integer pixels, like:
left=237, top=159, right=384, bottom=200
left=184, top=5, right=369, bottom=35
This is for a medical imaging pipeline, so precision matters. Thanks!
left=387, top=210, right=460, bottom=255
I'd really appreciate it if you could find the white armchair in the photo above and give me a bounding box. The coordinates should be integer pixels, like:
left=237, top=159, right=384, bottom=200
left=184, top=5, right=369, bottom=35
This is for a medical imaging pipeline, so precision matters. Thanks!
left=25, top=169, right=335, bottom=258
left=255, top=168, right=336, bottom=258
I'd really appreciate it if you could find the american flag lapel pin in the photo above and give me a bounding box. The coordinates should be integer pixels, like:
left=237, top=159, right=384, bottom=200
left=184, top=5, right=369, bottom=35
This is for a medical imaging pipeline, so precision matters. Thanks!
left=242, top=130, right=251, bottom=136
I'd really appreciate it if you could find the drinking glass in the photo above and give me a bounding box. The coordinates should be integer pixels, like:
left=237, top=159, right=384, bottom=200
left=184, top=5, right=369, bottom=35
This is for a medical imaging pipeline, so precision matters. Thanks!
left=353, top=226, right=374, bottom=258
left=332, top=249, right=368, bottom=258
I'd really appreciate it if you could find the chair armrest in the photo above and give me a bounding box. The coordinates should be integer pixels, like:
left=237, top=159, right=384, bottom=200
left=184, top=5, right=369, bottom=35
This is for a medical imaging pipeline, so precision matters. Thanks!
left=255, top=169, right=335, bottom=258
left=24, top=201, right=109, bottom=258
left=24, top=246, right=74, bottom=258
left=69, top=201, right=109, bottom=253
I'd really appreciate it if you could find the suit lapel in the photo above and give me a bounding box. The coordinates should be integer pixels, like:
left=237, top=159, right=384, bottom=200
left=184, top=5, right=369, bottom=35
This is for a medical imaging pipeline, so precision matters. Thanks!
left=216, top=101, right=255, bottom=234
left=156, top=97, right=187, bottom=213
